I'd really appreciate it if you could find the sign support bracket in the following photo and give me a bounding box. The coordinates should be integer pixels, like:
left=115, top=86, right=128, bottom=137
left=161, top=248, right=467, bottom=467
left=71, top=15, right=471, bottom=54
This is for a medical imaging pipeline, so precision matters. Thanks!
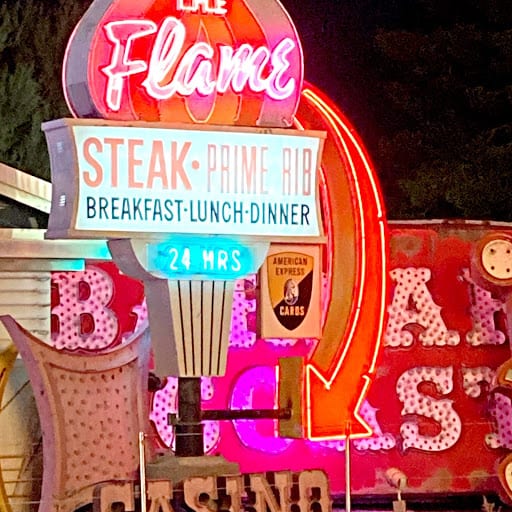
left=169, top=377, right=292, bottom=457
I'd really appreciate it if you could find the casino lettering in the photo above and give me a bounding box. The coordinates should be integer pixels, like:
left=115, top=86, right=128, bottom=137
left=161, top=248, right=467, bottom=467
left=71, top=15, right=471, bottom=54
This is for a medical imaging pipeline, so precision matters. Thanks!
left=95, top=470, right=330, bottom=512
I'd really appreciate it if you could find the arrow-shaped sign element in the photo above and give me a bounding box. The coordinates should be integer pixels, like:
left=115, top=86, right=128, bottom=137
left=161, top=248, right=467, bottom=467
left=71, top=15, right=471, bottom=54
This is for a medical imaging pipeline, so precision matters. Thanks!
left=279, top=84, right=388, bottom=440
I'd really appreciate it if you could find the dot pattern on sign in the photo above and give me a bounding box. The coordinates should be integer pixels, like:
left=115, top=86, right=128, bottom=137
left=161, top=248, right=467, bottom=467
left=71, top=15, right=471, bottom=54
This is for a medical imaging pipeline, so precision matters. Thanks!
left=384, top=268, right=460, bottom=348
left=51, top=363, right=139, bottom=483
left=462, top=269, right=506, bottom=346
left=49, top=267, right=327, bottom=452
left=461, top=366, right=495, bottom=398
left=150, top=377, right=219, bottom=453
left=51, top=266, right=118, bottom=351
left=353, top=401, right=397, bottom=451
left=486, top=392, right=512, bottom=450
left=397, top=366, right=461, bottom=451
left=51, top=270, right=318, bottom=354
left=317, top=400, right=396, bottom=452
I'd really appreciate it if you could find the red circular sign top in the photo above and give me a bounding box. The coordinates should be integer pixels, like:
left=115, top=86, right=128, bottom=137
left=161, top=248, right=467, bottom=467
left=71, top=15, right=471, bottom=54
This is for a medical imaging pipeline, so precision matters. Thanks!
left=63, top=0, right=303, bottom=127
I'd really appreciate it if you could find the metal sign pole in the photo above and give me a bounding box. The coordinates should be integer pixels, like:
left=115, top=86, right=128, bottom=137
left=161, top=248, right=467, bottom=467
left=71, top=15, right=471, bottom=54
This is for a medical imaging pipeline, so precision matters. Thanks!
left=175, top=377, right=204, bottom=457
left=345, top=423, right=352, bottom=512
left=139, top=432, right=147, bottom=512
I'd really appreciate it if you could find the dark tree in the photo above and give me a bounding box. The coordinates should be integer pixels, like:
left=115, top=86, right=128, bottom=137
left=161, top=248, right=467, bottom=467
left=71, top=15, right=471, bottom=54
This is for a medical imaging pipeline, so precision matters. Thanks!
left=2, top=0, right=512, bottom=221
left=0, top=0, right=87, bottom=179
left=284, top=0, right=512, bottom=220
left=373, top=11, right=512, bottom=220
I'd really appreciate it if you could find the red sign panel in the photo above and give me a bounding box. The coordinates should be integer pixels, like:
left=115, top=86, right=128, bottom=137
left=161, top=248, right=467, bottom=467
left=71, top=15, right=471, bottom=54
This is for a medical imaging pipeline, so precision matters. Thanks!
left=49, top=222, right=512, bottom=502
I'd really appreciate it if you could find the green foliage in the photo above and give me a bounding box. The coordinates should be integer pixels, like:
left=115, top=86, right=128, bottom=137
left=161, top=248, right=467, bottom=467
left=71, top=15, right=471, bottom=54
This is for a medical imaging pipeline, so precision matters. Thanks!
left=0, top=0, right=87, bottom=179
left=370, top=4, right=512, bottom=221
left=283, top=0, right=512, bottom=221
left=0, top=63, right=49, bottom=177
left=0, top=0, right=511, bottom=222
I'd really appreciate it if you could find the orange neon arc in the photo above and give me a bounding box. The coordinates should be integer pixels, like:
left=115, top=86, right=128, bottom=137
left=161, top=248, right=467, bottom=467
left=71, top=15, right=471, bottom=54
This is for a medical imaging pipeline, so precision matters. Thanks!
left=294, top=84, right=388, bottom=440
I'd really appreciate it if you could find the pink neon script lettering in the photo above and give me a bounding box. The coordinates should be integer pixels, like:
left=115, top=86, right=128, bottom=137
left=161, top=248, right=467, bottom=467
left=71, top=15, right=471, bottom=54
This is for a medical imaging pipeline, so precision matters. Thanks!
left=102, top=17, right=297, bottom=111
left=102, top=20, right=158, bottom=111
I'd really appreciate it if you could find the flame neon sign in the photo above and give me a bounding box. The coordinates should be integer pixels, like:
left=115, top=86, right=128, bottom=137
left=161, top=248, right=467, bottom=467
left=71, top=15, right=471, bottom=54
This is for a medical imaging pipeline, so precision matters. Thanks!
left=63, top=0, right=303, bottom=127
left=103, top=18, right=297, bottom=110
left=58, top=0, right=388, bottom=442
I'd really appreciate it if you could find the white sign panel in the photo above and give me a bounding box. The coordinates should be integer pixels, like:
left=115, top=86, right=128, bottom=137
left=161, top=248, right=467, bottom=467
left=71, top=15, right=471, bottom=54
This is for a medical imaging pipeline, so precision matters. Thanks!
left=72, top=125, right=323, bottom=237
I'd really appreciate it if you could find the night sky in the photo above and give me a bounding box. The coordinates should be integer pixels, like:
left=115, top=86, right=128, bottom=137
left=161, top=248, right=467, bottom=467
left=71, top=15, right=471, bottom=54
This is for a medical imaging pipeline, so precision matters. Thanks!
left=277, top=0, right=399, bottom=150
left=278, top=0, right=512, bottom=144
left=3, top=0, right=511, bottom=220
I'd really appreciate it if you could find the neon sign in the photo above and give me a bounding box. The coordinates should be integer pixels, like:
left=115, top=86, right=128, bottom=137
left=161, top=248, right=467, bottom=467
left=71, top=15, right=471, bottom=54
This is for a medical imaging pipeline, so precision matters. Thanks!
left=43, top=120, right=324, bottom=239
left=146, top=236, right=268, bottom=280
left=277, top=84, right=388, bottom=440
left=54, top=0, right=388, bottom=444
left=63, top=0, right=303, bottom=127
left=102, top=18, right=297, bottom=109
left=44, top=250, right=512, bottom=500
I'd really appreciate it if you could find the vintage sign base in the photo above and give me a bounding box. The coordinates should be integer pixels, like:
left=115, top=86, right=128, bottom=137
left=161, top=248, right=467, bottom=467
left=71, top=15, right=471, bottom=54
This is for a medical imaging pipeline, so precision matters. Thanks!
left=146, top=454, right=239, bottom=482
